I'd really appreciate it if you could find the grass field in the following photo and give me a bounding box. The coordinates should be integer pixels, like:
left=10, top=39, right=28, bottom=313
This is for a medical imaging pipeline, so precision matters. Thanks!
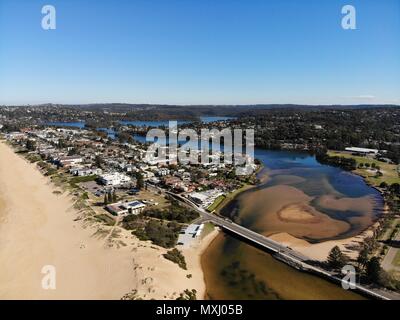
left=328, top=151, right=400, bottom=186
left=393, top=250, right=400, bottom=268
left=207, top=195, right=226, bottom=212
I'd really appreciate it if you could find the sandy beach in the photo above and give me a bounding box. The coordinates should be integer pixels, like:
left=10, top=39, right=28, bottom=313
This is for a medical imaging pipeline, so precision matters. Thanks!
left=269, top=227, right=377, bottom=261
left=0, top=141, right=216, bottom=300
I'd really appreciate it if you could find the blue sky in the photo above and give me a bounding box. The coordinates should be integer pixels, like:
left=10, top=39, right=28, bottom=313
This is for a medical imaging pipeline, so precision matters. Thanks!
left=0, top=0, right=399, bottom=105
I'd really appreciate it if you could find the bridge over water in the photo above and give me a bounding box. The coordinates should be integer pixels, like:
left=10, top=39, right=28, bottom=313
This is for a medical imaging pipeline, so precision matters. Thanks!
left=165, top=191, right=399, bottom=300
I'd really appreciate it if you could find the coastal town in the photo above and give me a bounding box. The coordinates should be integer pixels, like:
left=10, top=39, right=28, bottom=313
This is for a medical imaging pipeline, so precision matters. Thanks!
left=0, top=112, right=263, bottom=300
left=2, top=1, right=400, bottom=316
left=1, top=104, right=400, bottom=300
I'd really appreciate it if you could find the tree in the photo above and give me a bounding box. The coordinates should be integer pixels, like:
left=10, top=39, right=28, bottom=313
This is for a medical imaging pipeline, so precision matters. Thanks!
left=112, top=190, right=117, bottom=202
left=26, top=139, right=36, bottom=151
left=327, top=246, right=349, bottom=270
left=379, top=181, right=388, bottom=189
left=390, top=183, right=400, bottom=195
left=356, top=247, right=369, bottom=271
left=107, top=191, right=113, bottom=204
left=176, top=289, right=197, bottom=300
left=118, top=132, right=133, bottom=144
left=366, top=257, right=382, bottom=283
left=95, top=155, right=103, bottom=168
left=375, top=171, right=383, bottom=178
left=136, top=172, right=144, bottom=190
left=104, top=194, right=108, bottom=205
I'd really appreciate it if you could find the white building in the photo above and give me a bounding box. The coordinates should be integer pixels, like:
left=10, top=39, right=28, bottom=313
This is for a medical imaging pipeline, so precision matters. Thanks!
left=58, top=156, right=83, bottom=167
left=345, top=147, right=379, bottom=155
left=188, top=189, right=224, bottom=208
left=70, top=167, right=102, bottom=177
left=99, top=172, right=131, bottom=186
left=106, top=201, right=146, bottom=216
left=156, top=168, right=170, bottom=176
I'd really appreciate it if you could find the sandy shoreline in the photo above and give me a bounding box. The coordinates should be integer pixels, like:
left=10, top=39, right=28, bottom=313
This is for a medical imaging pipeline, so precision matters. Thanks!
left=0, top=141, right=215, bottom=299
left=269, top=228, right=376, bottom=261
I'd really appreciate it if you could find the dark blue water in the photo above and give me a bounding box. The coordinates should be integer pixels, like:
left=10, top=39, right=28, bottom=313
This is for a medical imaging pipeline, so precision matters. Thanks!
left=255, top=149, right=378, bottom=198
left=46, top=121, right=85, bottom=129
left=120, top=116, right=235, bottom=127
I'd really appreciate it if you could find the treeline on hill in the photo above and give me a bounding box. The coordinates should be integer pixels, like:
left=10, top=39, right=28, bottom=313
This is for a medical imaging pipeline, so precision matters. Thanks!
left=237, top=107, right=400, bottom=164
left=2, top=105, right=400, bottom=162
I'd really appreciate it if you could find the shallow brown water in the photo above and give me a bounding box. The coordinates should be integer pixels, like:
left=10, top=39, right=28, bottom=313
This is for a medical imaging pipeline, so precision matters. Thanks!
left=202, top=234, right=365, bottom=300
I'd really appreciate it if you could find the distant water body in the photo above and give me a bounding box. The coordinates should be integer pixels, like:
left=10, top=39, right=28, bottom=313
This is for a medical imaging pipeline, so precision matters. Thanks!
left=46, top=116, right=235, bottom=130
left=120, top=116, right=235, bottom=127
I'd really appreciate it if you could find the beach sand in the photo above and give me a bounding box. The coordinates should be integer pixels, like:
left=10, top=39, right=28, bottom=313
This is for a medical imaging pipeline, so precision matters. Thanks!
left=270, top=228, right=376, bottom=261
left=0, top=141, right=214, bottom=299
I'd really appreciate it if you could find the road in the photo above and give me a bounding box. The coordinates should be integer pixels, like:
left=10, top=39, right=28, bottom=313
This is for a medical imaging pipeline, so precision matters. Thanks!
left=165, top=190, right=400, bottom=300
left=382, top=230, right=400, bottom=272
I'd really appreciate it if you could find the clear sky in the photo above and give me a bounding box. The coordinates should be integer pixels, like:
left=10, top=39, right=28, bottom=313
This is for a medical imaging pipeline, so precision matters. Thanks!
left=0, top=0, right=399, bottom=105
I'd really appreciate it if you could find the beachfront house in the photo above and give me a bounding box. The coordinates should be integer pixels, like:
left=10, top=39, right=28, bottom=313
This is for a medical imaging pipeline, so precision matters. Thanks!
left=106, top=201, right=146, bottom=216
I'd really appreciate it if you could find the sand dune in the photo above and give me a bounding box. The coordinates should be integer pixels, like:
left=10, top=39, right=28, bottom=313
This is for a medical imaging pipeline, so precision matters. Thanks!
left=0, top=141, right=213, bottom=299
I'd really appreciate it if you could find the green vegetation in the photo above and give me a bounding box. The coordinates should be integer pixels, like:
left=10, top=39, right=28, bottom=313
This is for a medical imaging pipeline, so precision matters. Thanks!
left=143, top=200, right=199, bottom=223
left=327, top=151, right=400, bottom=186
left=25, top=153, right=42, bottom=163
left=135, top=172, right=144, bottom=190
left=392, top=250, right=400, bottom=268
left=25, top=139, right=36, bottom=151
left=207, top=195, right=226, bottom=212
left=122, top=215, right=181, bottom=248
left=121, top=289, right=142, bottom=300
left=176, top=289, right=197, bottom=300
left=104, top=190, right=117, bottom=205
left=316, top=153, right=357, bottom=171
left=365, top=257, right=382, bottom=283
left=163, top=248, right=187, bottom=270
left=214, top=184, right=254, bottom=214
left=94, top=214, right=115, bottom=226
left=69, top=175, right=98, bottom=188
left=37, top=161, right=57, bottom=176
left=326, top=246, right=349, bottom=270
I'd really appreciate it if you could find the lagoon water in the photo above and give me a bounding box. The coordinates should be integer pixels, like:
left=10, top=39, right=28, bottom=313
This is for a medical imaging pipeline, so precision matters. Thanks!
left=46, top=121, right=85, bottom=128
left=202, top=150, right=382, bottom=300
left=222, top=150, right=383, bottom=241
